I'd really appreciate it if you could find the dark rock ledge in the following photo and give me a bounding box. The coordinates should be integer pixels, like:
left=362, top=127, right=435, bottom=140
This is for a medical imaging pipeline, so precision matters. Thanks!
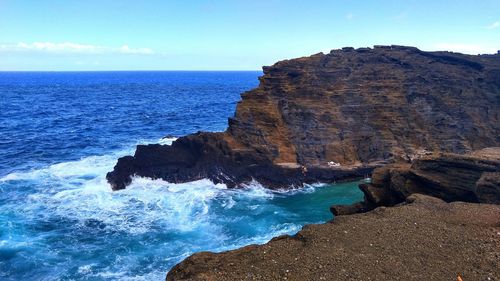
left=106, top=132, right=378, bottom=190
left=331, top=147, right=500, bottom=216
left=107, top=46, right=500, bottom=190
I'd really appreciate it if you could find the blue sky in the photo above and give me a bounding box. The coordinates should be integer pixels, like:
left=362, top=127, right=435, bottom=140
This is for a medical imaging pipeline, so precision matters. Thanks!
left=0, top=0, right=499, bottom=70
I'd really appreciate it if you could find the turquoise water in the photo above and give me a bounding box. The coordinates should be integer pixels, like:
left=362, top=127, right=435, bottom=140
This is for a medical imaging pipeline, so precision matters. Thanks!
left=0, top=72, right=364, bottom=280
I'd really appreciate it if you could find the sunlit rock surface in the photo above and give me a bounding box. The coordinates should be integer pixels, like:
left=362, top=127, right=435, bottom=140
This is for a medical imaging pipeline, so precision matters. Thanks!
left=108, top=46, right=500, bottom=190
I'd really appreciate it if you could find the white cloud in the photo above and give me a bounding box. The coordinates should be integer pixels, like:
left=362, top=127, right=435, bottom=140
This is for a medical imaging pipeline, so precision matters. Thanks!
left=346, top=13, right=354, bottom=20
left=0, top=42, right=155, bottom=55
left=118, top=44, right=154, bottom=54
left=485, top=21, right=500, bottom=29
left=429, top=43, right=499, bottom=55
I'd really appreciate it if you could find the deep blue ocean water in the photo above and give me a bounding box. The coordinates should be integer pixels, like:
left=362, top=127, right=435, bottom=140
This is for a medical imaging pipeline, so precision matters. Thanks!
left=0, top=71, right=364, bottom=280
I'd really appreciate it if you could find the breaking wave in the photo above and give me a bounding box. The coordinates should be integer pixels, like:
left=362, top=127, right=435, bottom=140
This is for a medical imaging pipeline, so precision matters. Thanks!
left=0, top=137, right=363, bottom=280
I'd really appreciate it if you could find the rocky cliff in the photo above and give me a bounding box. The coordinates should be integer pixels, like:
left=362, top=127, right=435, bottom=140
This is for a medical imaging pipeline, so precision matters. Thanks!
left=166, top=148, right=500, bottom=280
left=107, top=46, right=500, bottom=190
left=331, top=147, right=500, bottom=216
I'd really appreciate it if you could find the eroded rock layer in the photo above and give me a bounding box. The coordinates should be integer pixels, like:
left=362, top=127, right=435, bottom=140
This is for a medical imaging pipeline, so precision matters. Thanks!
left=107, top=46, right=500, bottom=190
left=331, top=147, right=500, bottom=216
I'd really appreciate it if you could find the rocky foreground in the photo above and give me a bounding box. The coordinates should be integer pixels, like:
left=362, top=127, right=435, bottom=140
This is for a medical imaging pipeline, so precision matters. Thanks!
left=167, top=194, right=499, bottom=281
left=167, top=149, right=500, bottom=280
left=107, top=46, right=500, bottom=190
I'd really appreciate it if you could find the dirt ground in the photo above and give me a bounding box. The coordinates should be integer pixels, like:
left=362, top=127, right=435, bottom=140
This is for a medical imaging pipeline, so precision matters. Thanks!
left=167, top=194, right=500, bottom=281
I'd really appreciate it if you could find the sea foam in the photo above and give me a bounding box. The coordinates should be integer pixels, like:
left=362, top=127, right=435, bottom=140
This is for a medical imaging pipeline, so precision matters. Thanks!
left=1, top=136, right=355, bottom=280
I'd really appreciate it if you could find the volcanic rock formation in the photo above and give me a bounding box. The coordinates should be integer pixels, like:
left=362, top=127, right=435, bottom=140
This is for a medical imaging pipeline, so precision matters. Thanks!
left=166, top=148, right=500, bottom=280
left=331, top=147, right=500, bottom=216
left=107, top=46, right=500, bottom=190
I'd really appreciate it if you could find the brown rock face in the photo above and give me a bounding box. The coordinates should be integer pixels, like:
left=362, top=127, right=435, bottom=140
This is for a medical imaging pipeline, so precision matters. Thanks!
left=107, top=46, right=500, bottom=190
left=166, top=194, right=500, bottom=281
left=338, top=147, right=500, bottom=216
left=230, top=46, right=499, bottom=165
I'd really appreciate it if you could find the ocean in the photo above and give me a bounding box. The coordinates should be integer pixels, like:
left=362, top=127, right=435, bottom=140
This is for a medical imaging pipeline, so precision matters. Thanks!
left=0, top=71, right=364, bottom=280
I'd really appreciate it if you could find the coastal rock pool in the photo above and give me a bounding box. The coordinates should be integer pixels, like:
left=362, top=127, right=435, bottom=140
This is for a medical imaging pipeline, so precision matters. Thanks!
left=0, top=71, right=363, bottom=280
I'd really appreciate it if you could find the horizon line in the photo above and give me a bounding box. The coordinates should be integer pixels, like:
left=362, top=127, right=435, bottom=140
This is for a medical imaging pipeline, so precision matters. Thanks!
left=0, top=69, right=263, bottom=72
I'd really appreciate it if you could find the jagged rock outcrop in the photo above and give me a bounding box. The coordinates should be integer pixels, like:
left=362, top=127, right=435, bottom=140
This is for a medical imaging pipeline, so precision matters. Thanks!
left=331, top=147, right=500, bottom=216
left=107, top=46, right=500, bottom=190
left=166, top=194, right=500, bottom=281
left=165, top=149, right=500, bottom=280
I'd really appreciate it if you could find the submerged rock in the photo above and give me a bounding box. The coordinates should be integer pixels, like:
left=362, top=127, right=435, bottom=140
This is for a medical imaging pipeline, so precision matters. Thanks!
left=107, top=46, right=500, bottom=190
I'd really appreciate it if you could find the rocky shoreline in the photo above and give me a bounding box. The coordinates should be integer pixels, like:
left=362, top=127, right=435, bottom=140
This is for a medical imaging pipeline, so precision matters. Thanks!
left=107, top=45, right=500, bottom=190
left=106, top=133, right=379, bottom=190
left=332, top=147, right=500, bottom=217
left=104, top=46, right=500, bottom=280
left=166, top=149, right=500, bottom=280
left=167, top=194, right=499, bottom=281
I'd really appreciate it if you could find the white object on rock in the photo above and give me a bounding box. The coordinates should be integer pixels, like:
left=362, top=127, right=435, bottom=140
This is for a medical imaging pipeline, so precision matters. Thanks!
left=327, top=161, right=341, bottom=167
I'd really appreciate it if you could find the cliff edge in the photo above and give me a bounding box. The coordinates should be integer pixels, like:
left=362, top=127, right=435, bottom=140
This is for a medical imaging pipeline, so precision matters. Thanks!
left=166, top=147, right=500, bottom=280
left=331, top=147, right=500, bottom=217
left=166, top=194, right=500, bottom=281
left=107, top=46, right=500, bottom=190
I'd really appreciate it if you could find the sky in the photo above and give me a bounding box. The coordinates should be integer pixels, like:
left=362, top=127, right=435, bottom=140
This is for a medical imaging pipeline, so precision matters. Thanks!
left=0, top=0, right=499, bottom=71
